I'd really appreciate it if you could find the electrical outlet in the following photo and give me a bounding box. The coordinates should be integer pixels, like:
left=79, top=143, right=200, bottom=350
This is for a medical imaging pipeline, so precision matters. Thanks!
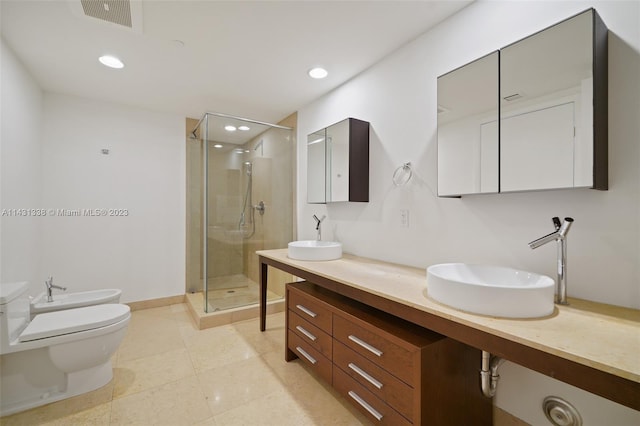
left=400, top=209, right=409, bottom=228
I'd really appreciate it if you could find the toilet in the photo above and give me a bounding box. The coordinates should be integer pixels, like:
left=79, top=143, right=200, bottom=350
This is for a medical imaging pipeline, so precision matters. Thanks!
left=0, top=281, right=130, bottom=416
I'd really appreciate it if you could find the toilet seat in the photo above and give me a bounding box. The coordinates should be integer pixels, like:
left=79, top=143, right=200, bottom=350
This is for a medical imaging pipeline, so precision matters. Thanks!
left=19, top=304, right=130, bottom=342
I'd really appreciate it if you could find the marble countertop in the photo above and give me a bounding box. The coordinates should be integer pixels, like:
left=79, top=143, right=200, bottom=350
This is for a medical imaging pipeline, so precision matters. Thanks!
left=258, top=249, right=640, bottom=383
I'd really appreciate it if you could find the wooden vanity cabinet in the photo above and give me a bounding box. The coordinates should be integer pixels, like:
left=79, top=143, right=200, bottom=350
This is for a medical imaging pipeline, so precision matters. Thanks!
left=285, top=281, right=492, bottom=426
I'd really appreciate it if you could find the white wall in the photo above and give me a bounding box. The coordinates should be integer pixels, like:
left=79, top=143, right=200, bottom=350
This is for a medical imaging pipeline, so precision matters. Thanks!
left=39, top=94, right=185, bottom=303
left=0, top=39, right=44, bottom=287
left=297, top=0, right=639, bottom=423
left=1, top=38, right=186, bottom=303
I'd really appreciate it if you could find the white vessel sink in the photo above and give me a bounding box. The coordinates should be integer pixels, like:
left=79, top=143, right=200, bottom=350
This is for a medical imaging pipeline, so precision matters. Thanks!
left=288, top=240, right=342, bottom=261
left=426, top=263, right=554, bottom=318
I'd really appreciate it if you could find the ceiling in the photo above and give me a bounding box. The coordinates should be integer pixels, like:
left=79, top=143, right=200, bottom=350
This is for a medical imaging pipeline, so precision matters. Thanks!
left=1, top=0, right=472, bottom=124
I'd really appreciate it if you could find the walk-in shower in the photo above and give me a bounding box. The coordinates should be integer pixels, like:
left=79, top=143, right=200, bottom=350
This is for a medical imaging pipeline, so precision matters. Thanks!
left=187, top=112, right=294, bottom=313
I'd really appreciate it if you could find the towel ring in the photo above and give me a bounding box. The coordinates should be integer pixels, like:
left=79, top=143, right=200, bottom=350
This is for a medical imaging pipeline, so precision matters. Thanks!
left=392, top=162, right=412, bottom=186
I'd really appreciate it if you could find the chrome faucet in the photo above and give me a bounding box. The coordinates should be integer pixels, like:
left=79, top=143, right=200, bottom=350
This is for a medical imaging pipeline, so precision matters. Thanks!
left=45, top=276, right=67, bottom=302
left=528, top=217, right=574, bottom=305
left=313, top=214, right=326, bottom=241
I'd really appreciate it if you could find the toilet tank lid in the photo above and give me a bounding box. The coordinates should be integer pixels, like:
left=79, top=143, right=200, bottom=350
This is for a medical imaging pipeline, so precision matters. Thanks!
left=0, top=282, right=29, bottom=305
left=19, top=303, right=130, bottom=342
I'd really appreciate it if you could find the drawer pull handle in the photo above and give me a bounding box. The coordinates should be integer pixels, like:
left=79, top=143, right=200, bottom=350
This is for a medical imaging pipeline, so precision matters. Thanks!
left=348, top=390, right=383, bottom=421
left=295, top=346, right=317, bottom=365
left=296, top=304, right=317, bottom=318
left=348, top=335, right=383, bottom=357
left=348, top=363, right=383, bottom=389
left=295, top=325, right=317, bottom=341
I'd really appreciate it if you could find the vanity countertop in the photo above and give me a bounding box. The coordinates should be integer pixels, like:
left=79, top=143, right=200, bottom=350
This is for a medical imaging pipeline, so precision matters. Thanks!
left=258, top=249, right=639, bottom=384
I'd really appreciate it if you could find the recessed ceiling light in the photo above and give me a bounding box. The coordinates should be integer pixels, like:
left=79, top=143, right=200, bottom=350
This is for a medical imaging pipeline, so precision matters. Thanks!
left=238, top=125, right=250, bottom=131
left=98, top=55, right=124, bottom=69
left=308, top=67, right=328, bottom=79
left=225, top=125, right=237, bottom=132
left=213, top=144, right=223, bottom=149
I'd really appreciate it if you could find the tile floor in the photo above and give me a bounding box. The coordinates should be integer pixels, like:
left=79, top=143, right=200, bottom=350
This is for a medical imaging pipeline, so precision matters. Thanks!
left=0, top=304, right=372, bottom=426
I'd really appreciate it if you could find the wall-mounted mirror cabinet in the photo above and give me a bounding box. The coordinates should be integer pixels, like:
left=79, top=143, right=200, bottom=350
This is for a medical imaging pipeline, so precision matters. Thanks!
left=307, top=118, right=369, bottom=203
left=437, top=8, right=607, bottom=197
left=438, top=52, right=499, bottom=196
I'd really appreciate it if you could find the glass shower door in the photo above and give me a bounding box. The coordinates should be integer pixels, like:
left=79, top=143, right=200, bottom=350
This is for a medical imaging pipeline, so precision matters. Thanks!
left=191, top=113, right=293, bottom=313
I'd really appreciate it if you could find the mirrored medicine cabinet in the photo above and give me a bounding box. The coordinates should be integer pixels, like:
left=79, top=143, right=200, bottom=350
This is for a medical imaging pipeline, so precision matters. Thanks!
left=307, top=118, right=370, bottom=203
left=437, top=8, right=607, bottom=197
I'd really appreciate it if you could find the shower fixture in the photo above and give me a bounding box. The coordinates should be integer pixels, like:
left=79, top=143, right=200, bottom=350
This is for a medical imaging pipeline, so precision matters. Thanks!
left=239, top=162, right=256, bottom=238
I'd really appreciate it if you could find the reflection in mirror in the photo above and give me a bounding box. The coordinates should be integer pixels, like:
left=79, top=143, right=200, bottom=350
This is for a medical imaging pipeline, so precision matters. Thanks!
left=438, top=51, right=499, bottom=197
left=326, top=119, right=350, bottom=201
left=500, top=9, right=601, bottom=192
left=307, top=129, right=327, bottom=203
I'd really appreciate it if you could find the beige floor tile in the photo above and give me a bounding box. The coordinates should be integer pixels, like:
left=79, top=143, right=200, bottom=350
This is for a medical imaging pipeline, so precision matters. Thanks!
left=173, top=309, right=197, bottom=328
left=113, top=348, right=195, bottom=398
left=260, top=352, right=371, bottom=425
left=192, top=417, right=219, bottom=426
left=0, top=381, right=113, bottom=426
left=212, top=389, right=312, bottom=426
left=124, top=308, right=179, bottom=334
left=287, top=371, right=372, bottom=426
left=197, top=356, right=284, bottom=416
left=170, top=303, right=188, bottom=313
left=110, top=376, right=211, bottom=426
left=260, top=349, right=316, bottom=387
left=183, top=325, right=258, bottom=373
left=117, top=323, right=185, bottom=363
left=2, top=402, right=112, bottom=426
left=232, top=312, right=286, bottom=355
left=179, top=322, right=237, bottom=348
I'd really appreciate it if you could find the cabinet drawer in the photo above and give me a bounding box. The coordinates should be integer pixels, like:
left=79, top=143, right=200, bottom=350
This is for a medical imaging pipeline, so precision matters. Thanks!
left=333, top=315, right=414, bottom=385
left=288, top=330, right=332, bottom=384
left=334, top=341, right=413, bottom=421
left=288, top=288, right=332, bottom=333
left=289, top=311, right=332, bottom=359
left=333, top=366, right=411, bottom=426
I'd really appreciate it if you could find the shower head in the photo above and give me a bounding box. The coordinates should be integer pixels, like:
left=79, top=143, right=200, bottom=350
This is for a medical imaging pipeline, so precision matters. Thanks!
left=244, top=162, right=252, bottom=176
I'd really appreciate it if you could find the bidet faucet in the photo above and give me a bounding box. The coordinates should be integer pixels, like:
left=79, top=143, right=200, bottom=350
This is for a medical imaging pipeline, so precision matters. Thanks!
left=528, top=217, right=574, bottom=305
left=45, top=275, right=67, bottom=303
left=313, top=214, right=326, bottom=241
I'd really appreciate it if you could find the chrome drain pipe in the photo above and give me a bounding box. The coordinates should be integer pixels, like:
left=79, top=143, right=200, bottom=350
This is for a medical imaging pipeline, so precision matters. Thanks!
left=480, top=351, right=505, bottom=398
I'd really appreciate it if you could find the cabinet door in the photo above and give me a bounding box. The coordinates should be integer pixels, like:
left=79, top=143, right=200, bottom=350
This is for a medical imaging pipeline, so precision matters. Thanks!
left=333, top=315, right=415, bottom=385
left=334, top=341, right=413, bottom=421
left=333, top=367, right=411, bottom=426
left=288, top=330, right=332, bottom=384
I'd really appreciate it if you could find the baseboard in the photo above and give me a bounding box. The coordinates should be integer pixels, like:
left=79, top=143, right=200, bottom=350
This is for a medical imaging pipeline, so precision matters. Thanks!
left=126, top=294, right=185, bottom=311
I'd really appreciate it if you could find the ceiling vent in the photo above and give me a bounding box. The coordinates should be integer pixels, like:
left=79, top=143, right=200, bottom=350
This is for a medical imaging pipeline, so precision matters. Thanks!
left=503, top=93, right=524, bottom=102
left=69, top=0, right=143, bottom=33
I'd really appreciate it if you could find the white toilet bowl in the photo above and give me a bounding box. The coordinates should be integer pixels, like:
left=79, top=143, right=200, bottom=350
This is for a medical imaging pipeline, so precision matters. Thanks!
left=0, top=282, right=130, bottom=416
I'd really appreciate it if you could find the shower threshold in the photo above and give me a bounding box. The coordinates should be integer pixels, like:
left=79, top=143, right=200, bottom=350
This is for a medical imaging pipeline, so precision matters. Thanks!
left=185, top=289, right=284, bottom=330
